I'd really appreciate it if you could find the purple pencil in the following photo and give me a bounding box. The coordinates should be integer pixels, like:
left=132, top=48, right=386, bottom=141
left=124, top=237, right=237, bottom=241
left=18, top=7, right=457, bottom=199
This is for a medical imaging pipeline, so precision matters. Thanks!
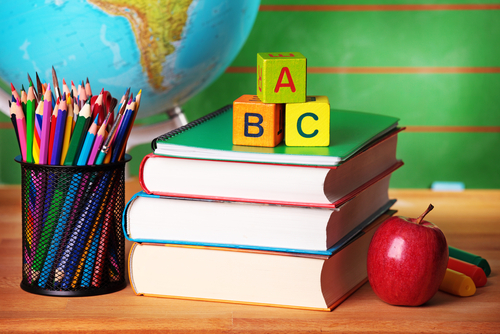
left=51, top=94, right=67, bottom=165
left=87, top=112, right=110, bottom=165
left=39, top=85, right=53, bottom=165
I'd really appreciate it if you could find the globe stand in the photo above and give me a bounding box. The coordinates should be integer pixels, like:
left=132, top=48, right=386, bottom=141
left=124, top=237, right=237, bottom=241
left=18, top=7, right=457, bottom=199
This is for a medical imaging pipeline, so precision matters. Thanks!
left=124, top=106, right=188, bottom=178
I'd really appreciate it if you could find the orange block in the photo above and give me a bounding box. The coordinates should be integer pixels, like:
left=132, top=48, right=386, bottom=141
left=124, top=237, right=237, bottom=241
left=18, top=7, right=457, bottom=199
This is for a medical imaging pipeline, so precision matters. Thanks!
left=233, top=95, right=284, bottom=147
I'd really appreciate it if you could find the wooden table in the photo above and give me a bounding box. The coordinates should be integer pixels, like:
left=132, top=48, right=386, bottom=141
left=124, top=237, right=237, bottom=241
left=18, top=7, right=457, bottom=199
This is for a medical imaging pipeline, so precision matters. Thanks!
left=1, top=179, right=499, bottom=333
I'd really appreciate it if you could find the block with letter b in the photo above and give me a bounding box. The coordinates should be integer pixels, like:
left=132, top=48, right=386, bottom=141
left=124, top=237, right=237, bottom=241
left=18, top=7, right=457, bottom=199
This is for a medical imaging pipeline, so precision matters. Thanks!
left=285, top=96, right=330, bottom=147
left=233, top=95, right=284, bottom=147
left=257, top=52, right=306, bottom=104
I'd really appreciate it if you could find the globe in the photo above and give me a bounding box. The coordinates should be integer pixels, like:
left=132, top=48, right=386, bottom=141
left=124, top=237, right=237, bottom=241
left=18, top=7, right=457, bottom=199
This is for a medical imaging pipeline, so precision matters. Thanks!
left=0, top=0, right=260, bottom=120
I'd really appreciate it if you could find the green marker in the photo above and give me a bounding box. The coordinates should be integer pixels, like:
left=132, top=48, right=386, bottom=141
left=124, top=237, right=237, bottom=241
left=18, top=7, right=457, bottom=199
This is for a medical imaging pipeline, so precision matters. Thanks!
left=449, top=246, right=491, bottom=277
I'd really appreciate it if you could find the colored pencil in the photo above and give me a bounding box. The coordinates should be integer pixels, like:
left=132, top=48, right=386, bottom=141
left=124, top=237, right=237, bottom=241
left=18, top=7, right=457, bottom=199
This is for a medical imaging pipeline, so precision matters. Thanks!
left=62, top=78, right=71, bottom=96
left=52, top=66, right=61, bottom=101
left=15, top=100, right=28, bottom=162
left=9, top=100, right=21, bottom=156
left=26, top=82, right=36, bottom=163
left=27, top=73, right=38, bottom=103
left=85, top=77, right=92, bottom=97
left=77, top=114, right=99, bottom=166
left=51, top=95, right=67, bottom=165
left=37, top=169, right=93, bottom=288
left=90, top=173, right=118, bottom=287
left=87, top=112, right=110, bottom=165
left=70, top=80, right=78, bottom=98
left=92, top=89, right=104, bottom=125
left=72, top=96, right=80, bottom=131
left=64, top=99, right=91, bottom=166
left=118, top=90, right=141, bottom=161
left=35, top=73, right=43, bottom=102
left=21, top=86, right=27, bottom=113
left=32, top=98, right=43, bottom=164
left=76, top=171, right=115, bottom=287
left=47, top=99, right=59, bottom=164
left=112, top=98, right=137, bottom=163
left=78, top=81, right=87, bottom=110
left=10, top=83, right=21, bottom=104
left=95, top=88, right=129, bottom=165
left=39, top=85, right=53, bottom=165
left=58, top=175, right=106, bottom=289
left=60, top=95, right=74, bottom=165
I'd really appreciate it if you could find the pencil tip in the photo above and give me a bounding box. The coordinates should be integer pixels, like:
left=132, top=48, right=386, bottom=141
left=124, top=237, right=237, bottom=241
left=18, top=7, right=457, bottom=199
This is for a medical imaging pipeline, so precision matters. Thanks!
left=10, top=83, right=15, bottom=91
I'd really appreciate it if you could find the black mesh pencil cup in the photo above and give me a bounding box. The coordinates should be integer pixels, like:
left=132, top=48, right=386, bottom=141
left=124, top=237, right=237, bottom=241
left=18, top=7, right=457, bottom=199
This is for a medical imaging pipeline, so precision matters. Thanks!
left=16, top=155, right=131, bottom=296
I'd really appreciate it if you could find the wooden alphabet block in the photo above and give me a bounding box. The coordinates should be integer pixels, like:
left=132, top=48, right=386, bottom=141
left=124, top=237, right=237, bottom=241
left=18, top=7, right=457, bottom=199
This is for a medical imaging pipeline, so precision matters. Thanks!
left=285, top=96, right=330, bottom=147
left=257, top=52, right=306, bottom=104
left=233, top=95, right=284, bottom=147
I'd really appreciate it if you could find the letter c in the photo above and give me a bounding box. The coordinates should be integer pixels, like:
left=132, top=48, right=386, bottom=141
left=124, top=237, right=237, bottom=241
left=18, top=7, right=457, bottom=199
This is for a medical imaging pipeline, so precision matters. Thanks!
left=297, top=113, right=319, bottom=138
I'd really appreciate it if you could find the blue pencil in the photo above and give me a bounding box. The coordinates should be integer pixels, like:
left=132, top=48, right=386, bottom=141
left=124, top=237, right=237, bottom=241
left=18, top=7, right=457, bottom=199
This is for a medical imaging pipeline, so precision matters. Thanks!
left=38, top=172, right=91, bottom=288
left=58, top=174, right=108, bottom=289
left=110, top=99, right=135, bottom=163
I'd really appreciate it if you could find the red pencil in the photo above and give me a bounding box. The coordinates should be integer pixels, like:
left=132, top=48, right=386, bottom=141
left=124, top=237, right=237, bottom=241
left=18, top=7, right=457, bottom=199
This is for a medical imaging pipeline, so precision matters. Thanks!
left=92, top=89, right=104, bottom=125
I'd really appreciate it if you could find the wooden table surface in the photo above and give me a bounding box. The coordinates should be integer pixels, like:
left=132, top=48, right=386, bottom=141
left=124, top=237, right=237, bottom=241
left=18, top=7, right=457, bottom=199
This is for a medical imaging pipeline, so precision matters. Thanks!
left=1, top=179, right=499, bottom=333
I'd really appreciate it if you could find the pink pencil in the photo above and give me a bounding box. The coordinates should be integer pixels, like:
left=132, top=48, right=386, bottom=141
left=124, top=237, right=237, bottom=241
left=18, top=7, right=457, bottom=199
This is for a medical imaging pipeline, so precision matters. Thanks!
left=39, top=84, right=53, bottom=165
left=15, top=100, right=27, bottom=161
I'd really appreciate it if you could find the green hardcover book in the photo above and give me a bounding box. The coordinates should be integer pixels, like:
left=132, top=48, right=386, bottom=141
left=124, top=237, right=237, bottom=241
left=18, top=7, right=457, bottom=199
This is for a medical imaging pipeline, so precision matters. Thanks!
left=152, top=105, right=400, bottom=166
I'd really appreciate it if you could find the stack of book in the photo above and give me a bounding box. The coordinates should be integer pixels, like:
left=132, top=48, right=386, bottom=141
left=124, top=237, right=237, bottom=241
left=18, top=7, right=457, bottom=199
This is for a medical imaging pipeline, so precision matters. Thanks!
left=123, top=104, right=404, bottom=311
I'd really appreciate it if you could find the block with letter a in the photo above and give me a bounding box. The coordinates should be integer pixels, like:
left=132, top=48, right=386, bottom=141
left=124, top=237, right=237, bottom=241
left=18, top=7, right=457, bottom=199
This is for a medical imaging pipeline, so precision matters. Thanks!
left=257, top=52, right=306, bottom=104
left=233, top=95, right=284, bottom=147
left=285, top=96, right=330, bottom=147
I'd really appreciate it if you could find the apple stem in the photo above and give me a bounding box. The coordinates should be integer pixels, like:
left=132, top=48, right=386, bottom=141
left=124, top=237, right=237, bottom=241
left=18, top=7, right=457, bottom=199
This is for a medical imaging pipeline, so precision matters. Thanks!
left=415, top=204, right=434, bottom=225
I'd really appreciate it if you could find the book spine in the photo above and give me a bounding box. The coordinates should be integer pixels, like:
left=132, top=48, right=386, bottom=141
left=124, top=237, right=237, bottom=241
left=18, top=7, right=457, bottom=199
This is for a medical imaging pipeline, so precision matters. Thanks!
left=151, top=104, right=232, bottom=150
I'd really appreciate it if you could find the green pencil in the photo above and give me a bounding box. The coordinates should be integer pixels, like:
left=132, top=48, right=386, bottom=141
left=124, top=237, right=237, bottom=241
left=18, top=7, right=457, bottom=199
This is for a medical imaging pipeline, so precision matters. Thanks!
left=26, top=82, right=36, bottom=163
left=64, top=99, right=92, bottom=166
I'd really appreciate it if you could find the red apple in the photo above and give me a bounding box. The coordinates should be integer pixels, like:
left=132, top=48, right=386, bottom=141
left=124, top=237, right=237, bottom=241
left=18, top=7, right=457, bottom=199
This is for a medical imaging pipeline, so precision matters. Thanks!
left=367, top=204, right=448, bottom=306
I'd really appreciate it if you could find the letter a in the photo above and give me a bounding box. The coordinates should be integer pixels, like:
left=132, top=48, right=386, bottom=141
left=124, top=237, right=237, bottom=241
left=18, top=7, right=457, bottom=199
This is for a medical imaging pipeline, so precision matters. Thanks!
left=274, top=67, right=296, bottom=93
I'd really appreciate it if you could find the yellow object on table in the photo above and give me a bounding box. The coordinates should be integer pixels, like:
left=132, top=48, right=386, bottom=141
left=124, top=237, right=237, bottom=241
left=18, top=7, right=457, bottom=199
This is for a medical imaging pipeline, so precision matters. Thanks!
left=440, top=268, right=476, bottom=297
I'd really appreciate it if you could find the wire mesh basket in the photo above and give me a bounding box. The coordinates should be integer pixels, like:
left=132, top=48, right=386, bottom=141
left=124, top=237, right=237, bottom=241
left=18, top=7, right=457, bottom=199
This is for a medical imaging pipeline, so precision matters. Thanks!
left=16, top=155, right=131, bottom=296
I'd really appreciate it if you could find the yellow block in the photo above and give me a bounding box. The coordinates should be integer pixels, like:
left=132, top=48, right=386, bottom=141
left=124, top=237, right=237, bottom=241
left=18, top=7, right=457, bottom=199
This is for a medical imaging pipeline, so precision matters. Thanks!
left=285, top=96, right=330, bottom=147
left=439, top=268, right=476, bottom=297
left=233, top=95, right=284, bottom=147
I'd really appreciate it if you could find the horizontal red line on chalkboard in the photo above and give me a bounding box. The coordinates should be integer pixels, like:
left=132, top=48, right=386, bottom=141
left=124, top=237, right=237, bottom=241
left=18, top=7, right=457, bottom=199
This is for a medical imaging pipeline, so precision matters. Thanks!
left=259, top=4, right=500, bottom=11
left=226, top=67, right=500, bottom=74
left=405, top=126, right=500, bottom=133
